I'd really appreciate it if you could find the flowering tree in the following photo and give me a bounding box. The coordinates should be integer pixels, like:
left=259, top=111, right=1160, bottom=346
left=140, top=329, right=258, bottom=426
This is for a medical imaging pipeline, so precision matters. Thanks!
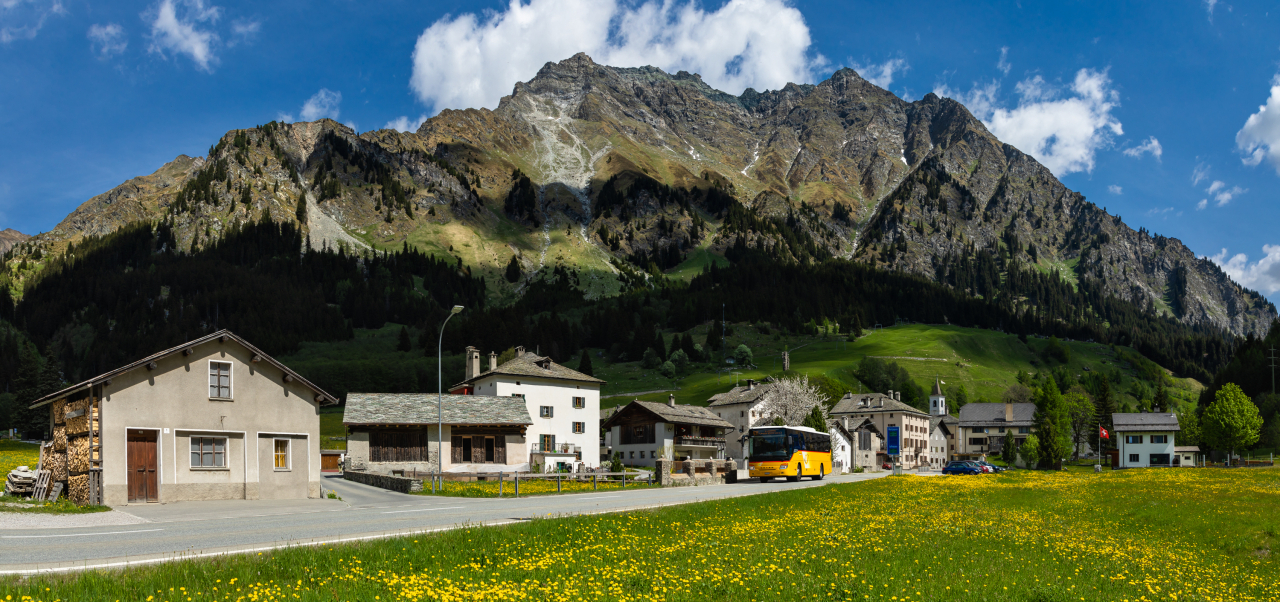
left=757, top=375, right=830, bottom=427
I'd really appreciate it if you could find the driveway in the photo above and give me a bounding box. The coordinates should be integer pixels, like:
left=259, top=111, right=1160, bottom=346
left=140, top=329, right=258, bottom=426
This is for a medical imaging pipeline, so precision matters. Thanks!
left=0, top=471, right=890, bottom=574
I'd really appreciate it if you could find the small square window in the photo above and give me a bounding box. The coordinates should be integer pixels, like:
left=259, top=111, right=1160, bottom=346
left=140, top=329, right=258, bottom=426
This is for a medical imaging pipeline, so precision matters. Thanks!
left=629, top=451, right=635, bottom=459
left=274, top=439, right=290, bottom=470
left=191, top=437, right=226, bottom=468
left=209, top=361, right=232, bottom=399
left=539, top=406, right=554, bottom=418
left=573, top=422, right=585, bottom=434
left=572, top=396, right=586, bottom=409
left=1129, top=454, right=1139, bottom=463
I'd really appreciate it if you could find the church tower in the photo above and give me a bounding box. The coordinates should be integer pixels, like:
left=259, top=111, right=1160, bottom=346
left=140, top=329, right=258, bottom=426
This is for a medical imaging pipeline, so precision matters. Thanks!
left=929, top=377, right=946, bottom=416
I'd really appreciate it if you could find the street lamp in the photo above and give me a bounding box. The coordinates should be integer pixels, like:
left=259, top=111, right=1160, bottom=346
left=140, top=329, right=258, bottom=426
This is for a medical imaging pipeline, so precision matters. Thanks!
left=437, top=305, right=464, bottom=491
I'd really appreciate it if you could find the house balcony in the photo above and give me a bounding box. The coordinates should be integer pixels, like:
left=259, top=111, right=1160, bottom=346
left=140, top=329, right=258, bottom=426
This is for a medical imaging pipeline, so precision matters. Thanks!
left=674, top=435, right=725, bottom=449
left=530, top=443, right=581, bottom=455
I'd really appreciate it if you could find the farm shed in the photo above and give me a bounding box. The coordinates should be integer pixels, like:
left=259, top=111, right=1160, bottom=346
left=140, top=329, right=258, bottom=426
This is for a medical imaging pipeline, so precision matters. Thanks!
left=28, top=330, right=335, bottom=505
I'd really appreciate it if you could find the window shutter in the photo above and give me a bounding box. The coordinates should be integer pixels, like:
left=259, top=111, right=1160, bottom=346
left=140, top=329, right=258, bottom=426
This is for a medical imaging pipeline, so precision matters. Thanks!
left=451, top=436, right=463, bottom=463
left=472, top=436, right=484, bottom=464
left=496, top=436, right=506, bottom=464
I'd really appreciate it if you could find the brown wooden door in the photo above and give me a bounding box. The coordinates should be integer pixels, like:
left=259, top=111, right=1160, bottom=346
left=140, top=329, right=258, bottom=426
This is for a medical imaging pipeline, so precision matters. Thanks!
left=127, top=430, right=158, bottom=502
left=321, top=454, right=340, bottom=470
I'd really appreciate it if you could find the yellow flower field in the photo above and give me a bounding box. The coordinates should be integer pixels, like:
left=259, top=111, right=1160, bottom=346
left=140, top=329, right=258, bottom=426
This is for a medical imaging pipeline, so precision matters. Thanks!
left=4, top=468, right=1279, bottom=601
left=0, top=440, right=40, bottom=478
left=420, top=475, right=655, bottom=498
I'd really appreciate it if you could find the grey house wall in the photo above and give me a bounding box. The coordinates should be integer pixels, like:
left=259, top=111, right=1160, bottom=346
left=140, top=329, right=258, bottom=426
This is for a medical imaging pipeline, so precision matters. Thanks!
left=98, top=338, right=322, bottom=505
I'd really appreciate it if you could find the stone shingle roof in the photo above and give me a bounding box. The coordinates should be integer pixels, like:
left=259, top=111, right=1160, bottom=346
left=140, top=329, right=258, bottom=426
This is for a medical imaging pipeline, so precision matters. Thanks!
left=1113, top=413, right=1181, bottom=432
left=455, top=352, right=604, bottom=387
left=602, top=401, right=734, bottom=430
left=930, top=414, right=958, bottom=435
left=829, top=393, right=928, bottom=417
left=707, top=382, right=775, bottom=407
left=958, top=403, right=1036, bottom=426
left=343, top=393, right=532, bottom=426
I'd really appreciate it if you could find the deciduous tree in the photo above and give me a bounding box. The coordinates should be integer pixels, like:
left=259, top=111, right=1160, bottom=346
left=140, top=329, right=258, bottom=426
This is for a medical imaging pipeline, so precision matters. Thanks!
left=1203, top=383, right=1263, bottom=461
left=758, top=375, right=829, bottom=427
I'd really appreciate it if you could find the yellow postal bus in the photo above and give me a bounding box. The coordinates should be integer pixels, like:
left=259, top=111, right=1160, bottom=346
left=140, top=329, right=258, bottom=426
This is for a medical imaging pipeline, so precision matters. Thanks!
left=747, top=426, right=832, bottom=482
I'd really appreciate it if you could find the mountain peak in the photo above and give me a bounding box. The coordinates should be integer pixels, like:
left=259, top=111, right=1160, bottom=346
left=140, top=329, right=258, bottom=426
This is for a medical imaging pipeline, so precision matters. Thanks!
left=0, top=228, right=30, bottom=254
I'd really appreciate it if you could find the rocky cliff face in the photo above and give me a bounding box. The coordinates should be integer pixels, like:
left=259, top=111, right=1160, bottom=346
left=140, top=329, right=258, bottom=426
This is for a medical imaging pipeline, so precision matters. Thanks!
left=5, top=53, right=1273, bottom=335
left=0, top=228, right=29, bottom=255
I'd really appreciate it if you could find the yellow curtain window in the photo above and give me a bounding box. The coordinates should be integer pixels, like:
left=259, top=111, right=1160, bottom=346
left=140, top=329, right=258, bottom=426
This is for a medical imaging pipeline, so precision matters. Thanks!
left=274, top=439, right=289, bottom=469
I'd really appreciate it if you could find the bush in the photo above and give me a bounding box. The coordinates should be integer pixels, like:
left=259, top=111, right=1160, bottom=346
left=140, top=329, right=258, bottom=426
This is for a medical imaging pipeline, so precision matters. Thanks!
left=733, top=344, right=753, bottom=367
left=659, top=361, right=676, bottom=379
left=669, top=349, right=689, bottom=371
left=642, top=347, right=661, bottom=369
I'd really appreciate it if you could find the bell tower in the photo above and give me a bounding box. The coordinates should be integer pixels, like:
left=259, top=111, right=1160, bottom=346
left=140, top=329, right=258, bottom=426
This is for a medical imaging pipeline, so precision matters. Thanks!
left=929, top=377, right=946, bottom=416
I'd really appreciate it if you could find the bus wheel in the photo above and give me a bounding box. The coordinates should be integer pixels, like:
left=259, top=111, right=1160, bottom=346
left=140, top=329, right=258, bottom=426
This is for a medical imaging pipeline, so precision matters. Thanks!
left=787, top=466, right=801, bottom=482
left=814, top=465, right=825, bottom=481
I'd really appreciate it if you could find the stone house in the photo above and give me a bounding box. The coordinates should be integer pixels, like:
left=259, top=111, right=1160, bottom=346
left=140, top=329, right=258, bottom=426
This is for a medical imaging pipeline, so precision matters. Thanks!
left=955, top=402, right=1036, bottom=460
left=706, top=379, right=779, bottom=460
left=1113, top=413, right=1181, bottom=468
left=29, top=330, right=333, bottom=505
left=451, top=346, right=603, bottom=467
left=343, top=393, right=532, bottom=474
left=601, top=396, right=734, bottom=468
left=829, top=391, right=932, bottom=469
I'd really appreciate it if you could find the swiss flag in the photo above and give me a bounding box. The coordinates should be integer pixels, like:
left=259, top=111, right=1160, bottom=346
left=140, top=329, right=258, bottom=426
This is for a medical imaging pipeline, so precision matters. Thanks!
left=1099, top=426, right=1110, bottom=440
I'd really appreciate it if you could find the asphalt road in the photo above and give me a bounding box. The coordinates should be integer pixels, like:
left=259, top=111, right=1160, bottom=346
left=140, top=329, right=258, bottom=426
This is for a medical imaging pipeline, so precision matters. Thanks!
left=0, top=471, right=893, bottom=574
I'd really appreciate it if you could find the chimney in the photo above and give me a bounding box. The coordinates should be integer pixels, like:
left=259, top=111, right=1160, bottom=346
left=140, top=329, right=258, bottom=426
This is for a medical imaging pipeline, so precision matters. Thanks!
left=747, top=379, right=756, bottom=390
left=894, top=391, right=901, bottom=402
left=465, top=346, right=480, bottom=380
left=489, top=351, right=498, bottom=371
left=668, top=393, right=676, bottom=408
left=515, top=345, right=525, bottom=358
left=1005, top=401, right=1014, bottom=422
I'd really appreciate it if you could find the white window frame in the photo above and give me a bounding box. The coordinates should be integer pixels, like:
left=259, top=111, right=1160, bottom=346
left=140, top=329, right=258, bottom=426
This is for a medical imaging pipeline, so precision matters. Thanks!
left=208, top=360, right=233, bottom=400
left=273, top=438, right=291, bottom=471
left=190, top=436, right=228, bottom=469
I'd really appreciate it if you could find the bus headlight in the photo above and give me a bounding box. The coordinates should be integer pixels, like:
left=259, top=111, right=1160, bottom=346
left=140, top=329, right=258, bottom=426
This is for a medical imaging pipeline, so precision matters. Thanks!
left=779, top=464, right=788, bottom=470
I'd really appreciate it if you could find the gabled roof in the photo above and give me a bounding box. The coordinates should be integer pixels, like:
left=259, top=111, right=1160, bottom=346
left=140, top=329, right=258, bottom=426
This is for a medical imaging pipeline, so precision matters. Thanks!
left=344, top=393, right=532, bottom=426
left=707, top=382, right=775, bottom=407
left=1113, top=413, right=1181, bottom=432
left=1174, top=445, right=1200, bottom=453
left=602, top=400, right=734, bottom=430
left=30, top=330, right=337, bottom=408
left=454, top=352, right=605, bottom=387
left=930, top=414, right=958, bottom=435
left=829, top=393, right=928, bottom=417
left=958, top=403, right=1036, bottom=426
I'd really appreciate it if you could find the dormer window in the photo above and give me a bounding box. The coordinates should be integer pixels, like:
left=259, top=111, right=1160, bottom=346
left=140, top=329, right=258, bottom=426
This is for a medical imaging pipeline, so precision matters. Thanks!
left=536, top=358, right=552, bottom=370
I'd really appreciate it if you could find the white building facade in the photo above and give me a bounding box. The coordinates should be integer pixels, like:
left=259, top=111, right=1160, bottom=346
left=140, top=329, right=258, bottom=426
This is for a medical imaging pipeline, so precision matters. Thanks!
left=1113, top=413, right=1180, bottom=468
left=453, top=346, right=604, bottom=469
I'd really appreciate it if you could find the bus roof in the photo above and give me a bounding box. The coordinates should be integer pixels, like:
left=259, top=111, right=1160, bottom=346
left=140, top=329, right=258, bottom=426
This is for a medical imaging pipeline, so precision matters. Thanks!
left=749, top=425, right=825, bottom=434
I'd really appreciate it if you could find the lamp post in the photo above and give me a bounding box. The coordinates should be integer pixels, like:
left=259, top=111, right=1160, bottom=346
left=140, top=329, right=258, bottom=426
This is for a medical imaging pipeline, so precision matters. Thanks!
left=437, top=305, right=464, bottom=492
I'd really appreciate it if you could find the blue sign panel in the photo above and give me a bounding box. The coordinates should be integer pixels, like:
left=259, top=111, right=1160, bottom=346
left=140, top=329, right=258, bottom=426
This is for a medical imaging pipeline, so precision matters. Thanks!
left=887, top=425, right=900, bottom=456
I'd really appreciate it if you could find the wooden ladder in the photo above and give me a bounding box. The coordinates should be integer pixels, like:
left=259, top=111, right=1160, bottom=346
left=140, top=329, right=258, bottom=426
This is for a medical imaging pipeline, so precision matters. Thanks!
left=88, top=395, right=103, bottom=505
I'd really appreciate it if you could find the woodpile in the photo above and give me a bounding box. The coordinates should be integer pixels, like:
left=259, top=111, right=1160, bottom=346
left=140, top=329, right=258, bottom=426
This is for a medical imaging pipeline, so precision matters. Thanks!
left=53, top=424, right=66, bottom=451
left=51, top=399, right=65, bottom=425
left=68, top=436, right=90, bottom=473
left=5, top=466, right=37, bottom=496
left=47, top=450, right=67, bottom=483
left=65, top=398, right=92, bottom=436
left=68, top=473, right=89, bottom=505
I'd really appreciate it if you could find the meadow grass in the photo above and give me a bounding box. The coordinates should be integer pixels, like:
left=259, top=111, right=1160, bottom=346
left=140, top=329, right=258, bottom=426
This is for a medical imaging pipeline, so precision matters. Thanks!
left=4, top=468, right=1277, bottom=601
left=0, top=440, right=40, bottom=476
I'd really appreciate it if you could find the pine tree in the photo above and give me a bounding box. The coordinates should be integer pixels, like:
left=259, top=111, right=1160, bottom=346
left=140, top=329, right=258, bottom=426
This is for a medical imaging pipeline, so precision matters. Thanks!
left=1152, top=378, right=1169, bottom=412
left=295, top=191, right=308, bottom=224
left=504, top=256, right=521, bottom=283
left=397, top=326, right=411, bottom=352
left=577, top=348, right=594, bottom=377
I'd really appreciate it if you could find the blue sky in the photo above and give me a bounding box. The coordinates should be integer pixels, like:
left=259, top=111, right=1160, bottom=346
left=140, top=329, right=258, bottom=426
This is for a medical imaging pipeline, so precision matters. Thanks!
left=2, top=0, right=1279, bottom=297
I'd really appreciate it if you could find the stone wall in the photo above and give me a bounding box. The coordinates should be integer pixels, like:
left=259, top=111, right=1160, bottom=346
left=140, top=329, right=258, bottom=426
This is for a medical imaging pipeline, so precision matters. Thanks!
left=656, top=458, right=736, bottom=487
left=343, top=470, right=423, bottom=493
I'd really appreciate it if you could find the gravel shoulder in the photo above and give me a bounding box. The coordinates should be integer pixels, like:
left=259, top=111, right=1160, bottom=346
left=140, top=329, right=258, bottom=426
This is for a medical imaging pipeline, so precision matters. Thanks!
left=0, top=510, right=150, bottom=529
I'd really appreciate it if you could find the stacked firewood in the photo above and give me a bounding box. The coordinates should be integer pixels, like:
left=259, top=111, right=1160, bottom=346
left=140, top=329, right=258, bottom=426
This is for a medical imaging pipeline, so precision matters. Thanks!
left=68, top=473, right=89, bottom=505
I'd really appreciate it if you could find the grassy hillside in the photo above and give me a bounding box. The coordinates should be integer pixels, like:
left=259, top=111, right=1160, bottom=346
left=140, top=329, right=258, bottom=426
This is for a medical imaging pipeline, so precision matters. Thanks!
left=596, top=323, right=1203, bottom=412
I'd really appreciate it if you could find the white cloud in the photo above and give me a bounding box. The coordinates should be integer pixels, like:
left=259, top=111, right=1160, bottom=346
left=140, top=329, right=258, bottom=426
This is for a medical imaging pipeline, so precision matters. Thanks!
left=87, top=22, right=127, bottom=59
left=937, top=69, right=1122, bottom=176
left=996, top=46, right=1010, bottom=76
left=144, top=0, right=222, bottom=72
left=1196, top=199, right=1208, bottom=210
left=1236, top=74, right=1280, bottom=174
left=1108, top=184, right=1122, bottom=195
left=1, top=0, right=65, bottom=43
left=409, top=0, right=824, bottom=113
left=1204, top=0, right=1219, bottom=22
left=850, top=57, right=908, bottom=89
left=1208, top=245, right=1280, bottom=294
left=1205, top=180, right=1246, bottom=206
left=229, top=18, right=258, bottom=45
left=299, top=89, right=341, bottom=122
left=1191, top=162, right=1211, bottom=185
left=1122, top=136, right=1162, bottom=160
left=385, top=115, right=428, bottom=133
left=1146, top=207, right=1173, bottom=217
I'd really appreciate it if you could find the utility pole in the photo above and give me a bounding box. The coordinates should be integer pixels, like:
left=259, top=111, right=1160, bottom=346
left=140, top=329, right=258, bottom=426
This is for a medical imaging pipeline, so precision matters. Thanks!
left=1270, top=346, right=1277, bottom=395
left=721, top=303, right=726, bottom=367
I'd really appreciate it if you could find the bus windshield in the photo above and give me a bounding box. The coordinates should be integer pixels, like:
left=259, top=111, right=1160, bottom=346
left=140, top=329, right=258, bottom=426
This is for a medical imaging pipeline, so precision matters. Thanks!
left=749, top=433, right=790, bottom=460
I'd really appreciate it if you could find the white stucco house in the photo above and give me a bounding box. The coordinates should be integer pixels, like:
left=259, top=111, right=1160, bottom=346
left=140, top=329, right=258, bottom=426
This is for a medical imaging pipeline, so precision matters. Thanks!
left=600, top=396, right=734, bottom=467
left=1113, top=413, right=1181, bottom=468
left=828, top=420, right=854, bottom=474
left=705, top=379, right=777, bottom=460
left=451, top=346, right=604, bottom=469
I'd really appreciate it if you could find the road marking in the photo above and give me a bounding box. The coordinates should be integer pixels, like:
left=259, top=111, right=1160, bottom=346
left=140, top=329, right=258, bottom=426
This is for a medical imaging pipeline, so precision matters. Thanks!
left=1, top=528, right=165, bottom=539
left=381, top=506, right=464, bottom=514
left=577, top=496, right=620, bottom=501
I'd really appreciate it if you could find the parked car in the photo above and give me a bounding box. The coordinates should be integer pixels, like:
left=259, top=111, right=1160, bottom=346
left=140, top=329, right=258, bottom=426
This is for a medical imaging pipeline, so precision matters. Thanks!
left=977, top=461, right=1006, bottom=473
left=942, top=461, right=982, bottom=475
left=881, top=462, right=892, bottom=470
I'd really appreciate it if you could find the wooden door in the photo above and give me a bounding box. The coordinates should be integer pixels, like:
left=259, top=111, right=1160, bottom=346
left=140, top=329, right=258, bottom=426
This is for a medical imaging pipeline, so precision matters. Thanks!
left=127, top=430, right=158, bottom=503
left=321, top=454, right=340, bottom=470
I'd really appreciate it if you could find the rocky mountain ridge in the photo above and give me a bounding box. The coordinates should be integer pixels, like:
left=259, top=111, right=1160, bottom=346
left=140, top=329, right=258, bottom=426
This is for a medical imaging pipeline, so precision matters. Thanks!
left=3, top=53, right=1273, bottom=336
left=0, top=228, right=28, bottom=255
